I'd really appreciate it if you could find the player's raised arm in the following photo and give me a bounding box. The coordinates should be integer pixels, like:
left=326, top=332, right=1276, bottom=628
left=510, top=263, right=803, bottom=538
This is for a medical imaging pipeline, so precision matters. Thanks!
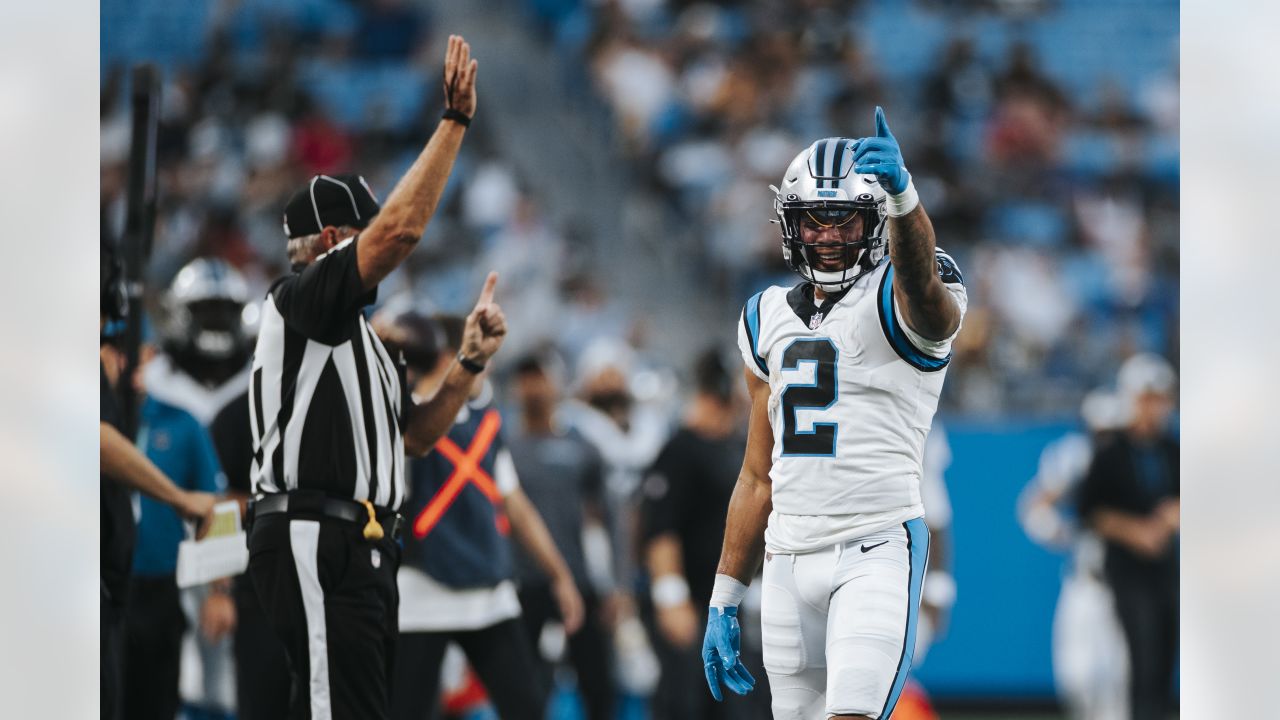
left=356, top=35, right=479, bottom=289
left=853, top=106, right=961, bottom=341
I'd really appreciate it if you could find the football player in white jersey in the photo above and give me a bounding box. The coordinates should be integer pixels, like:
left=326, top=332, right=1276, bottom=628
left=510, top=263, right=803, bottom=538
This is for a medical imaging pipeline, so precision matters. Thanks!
left=702, top=107, right=968, bottom=720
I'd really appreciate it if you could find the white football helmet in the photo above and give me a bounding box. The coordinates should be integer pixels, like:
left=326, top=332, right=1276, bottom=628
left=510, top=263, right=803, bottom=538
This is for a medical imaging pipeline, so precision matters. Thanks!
left=160, top=258, right=255, bottom=371
left=772, top=137, right=888, bottom=291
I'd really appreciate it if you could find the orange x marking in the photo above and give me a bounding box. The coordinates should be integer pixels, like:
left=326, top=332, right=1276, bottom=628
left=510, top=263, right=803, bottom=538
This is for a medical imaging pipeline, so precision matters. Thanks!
left=413, top=410, right=503, bottom=539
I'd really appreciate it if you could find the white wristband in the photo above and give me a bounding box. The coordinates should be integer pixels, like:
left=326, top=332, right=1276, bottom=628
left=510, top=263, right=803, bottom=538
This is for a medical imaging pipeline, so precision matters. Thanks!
left=709, top=573, right=748, bottom=609
left=885, top=176, right=919, bottom=217
left=651, top=574, right=691, bottom=609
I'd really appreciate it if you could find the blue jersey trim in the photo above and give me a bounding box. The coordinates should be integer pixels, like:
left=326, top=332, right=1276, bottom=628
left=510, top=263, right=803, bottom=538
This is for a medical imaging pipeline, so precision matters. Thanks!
left=878, top=517, right=931, bottom=720
left=877, top=266, right=950, bottom=372
left=743, top=291, right=769, bottom=377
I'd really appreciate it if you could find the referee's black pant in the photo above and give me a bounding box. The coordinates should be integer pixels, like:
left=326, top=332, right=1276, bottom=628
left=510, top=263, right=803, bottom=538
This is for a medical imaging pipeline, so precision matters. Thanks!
left=234, top=574, right=292, bottom=720
left=249, top=512, right=401, bottom=719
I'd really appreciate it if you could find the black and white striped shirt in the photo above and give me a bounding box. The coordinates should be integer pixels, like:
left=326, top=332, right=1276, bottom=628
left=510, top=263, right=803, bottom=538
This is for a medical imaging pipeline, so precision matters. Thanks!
left=249, top=235, right=408, bottom=509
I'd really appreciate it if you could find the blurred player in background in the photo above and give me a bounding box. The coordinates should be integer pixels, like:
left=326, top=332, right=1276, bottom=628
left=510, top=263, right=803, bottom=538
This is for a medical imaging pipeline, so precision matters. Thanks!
left=508, top=352, right=617, bottom=720
left=915, top=424, right=957, bottom=667
left=380, top=311, right=583, bottom=720
left=561, top=339, right=670, bottom=699
left=892, top=424, right=959, bottom=720
left=1019, top=388, right=1129, bottom=720
left=706, top=108, right=968, bottom=720
left=640, top=348, right=771, bottom=720
left=150, top=257, right=256, bottom=718
left=1078, top=355, right=1179, bottom=720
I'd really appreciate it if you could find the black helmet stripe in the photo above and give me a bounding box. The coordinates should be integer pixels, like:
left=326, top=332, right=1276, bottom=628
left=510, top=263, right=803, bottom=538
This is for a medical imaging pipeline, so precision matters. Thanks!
left=832, top=138, right=849, bottom=183
left=812, top=139, right=829, bottom=188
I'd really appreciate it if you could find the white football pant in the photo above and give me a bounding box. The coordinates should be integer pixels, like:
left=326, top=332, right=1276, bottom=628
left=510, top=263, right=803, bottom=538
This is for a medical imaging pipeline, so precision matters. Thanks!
left=761, top=517, right=929, bottom=719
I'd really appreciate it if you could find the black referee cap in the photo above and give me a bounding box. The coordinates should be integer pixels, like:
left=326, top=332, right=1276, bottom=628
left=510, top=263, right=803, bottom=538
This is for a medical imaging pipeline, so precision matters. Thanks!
left=283, top=174, right=382, bottom=239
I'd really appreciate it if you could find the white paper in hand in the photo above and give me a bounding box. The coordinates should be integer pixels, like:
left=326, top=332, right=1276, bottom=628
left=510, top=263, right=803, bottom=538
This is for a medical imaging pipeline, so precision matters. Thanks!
left=176, top=501, right=249, bottom=588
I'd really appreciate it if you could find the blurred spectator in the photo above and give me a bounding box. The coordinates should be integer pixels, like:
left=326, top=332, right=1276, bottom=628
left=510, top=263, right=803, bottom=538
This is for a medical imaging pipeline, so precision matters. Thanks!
left=1077, top=354, right=1179, bottom=720
left=290, top=95, right=355, bottom=176
left=563, top=339, right=671, bottom=591
left=509, top=352, right=618, bottom=720
left=639, top=348, right=771, bottom=720
left=988, top=42, right=1069, bottom=167
left=475, top=195, right=568, bottom=361
left=353, top=0, right=432, bottom=62
left=561, top=338, right=671, bottom=698
left=922, top=37, right=994, bottom=122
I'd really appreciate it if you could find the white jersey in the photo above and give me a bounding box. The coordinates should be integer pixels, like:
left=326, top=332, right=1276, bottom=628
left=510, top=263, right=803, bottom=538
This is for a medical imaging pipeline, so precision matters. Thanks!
left=737, top=253, right=967, bottom=553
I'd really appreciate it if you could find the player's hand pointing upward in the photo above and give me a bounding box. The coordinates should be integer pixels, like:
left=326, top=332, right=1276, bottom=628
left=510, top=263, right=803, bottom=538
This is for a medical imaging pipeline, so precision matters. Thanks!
left=852, top=106, right=910, bottom=195
left=460, top=271, right=506, bottom=365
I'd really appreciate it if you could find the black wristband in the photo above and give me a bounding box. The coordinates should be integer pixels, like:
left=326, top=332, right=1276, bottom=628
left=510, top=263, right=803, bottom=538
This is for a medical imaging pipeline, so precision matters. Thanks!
left=442, top=108, right=472, bottom=127
left=457, top=352, right=486, bottom=374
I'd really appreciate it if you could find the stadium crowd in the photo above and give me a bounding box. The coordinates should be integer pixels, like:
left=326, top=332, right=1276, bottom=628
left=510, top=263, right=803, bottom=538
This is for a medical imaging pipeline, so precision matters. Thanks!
left=101, top=0, right=1178, bottom=717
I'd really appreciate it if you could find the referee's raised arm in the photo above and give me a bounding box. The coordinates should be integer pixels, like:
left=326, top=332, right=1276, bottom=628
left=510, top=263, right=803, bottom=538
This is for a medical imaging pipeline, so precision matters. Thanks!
left=356, top=34, right=478, bottom=289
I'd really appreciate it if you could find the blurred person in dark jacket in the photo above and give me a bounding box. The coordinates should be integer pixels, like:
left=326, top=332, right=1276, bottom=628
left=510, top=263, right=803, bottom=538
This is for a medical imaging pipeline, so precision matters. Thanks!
left=508, top=351, right=617, bottom=720
left=1077, top=354, right=1178, bottom=720
left=640, top=349, right=771, bottom=720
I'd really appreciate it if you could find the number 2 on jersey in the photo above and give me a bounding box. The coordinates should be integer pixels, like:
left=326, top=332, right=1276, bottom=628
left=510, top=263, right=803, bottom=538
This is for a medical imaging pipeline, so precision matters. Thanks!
left=780, top=338, right=838, bottom=456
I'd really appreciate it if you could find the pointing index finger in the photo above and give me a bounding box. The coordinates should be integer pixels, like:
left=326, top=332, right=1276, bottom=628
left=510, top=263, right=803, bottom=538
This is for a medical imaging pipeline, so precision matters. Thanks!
left=475, top=271, right=498, bottom=308
left=875, top=105, right=893, bottom=139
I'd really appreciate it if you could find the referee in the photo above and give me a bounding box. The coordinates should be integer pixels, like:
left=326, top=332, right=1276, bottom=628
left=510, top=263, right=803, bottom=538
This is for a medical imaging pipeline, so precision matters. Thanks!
left=246, top=36, right=506, bottom=719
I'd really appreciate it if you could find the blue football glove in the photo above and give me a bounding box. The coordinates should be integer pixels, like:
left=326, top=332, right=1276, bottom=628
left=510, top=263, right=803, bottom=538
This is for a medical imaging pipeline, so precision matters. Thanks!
left=702, top=606, right=756, bottom=701
left=852, top=106, right=910, bottom=195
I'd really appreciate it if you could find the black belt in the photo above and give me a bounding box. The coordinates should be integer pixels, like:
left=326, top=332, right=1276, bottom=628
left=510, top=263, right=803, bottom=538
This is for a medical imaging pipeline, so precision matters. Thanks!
left=250, top=491, right=403, bottom=540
